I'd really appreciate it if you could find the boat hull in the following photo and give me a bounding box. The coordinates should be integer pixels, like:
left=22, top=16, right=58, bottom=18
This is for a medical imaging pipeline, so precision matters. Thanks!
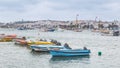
left=50, top=49, right=91, bottom=57
left=0, top=34, right=17, bottom=42
left=27, top=41, right=53, bottom=45
left=0, top=37, right=14, bottom=42
left=30, top=45, right=66, bottom=52
left=14, top=39, right=27, bottom=45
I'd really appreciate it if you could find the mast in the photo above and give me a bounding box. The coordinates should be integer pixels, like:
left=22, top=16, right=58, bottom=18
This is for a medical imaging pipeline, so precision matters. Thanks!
left=75, top=14, right=79, bottom=29
left=76, top=14, right=79, bottom=24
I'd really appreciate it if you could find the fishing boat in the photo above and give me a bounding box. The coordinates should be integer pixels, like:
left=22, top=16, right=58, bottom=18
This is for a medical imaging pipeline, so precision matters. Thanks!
left=50, top=49, right=91, bottom=57
left=43, top=28, right=56, bottom=32
left=14, top=39, right=54, bottom=45
left=14, top=39, right=27, bottom=45
left=0, top=37, right=14, bottom=42
left=27, top=41, right=54, bottom=45
left=46, top=28, right=55, bottom=32
left=74, top=29, right=82, bottom=32
left=5, top=34, right=17, bottom=38
left=30, top=45, right=66, bottom=52
left=0, top=34, right=17, bottom=42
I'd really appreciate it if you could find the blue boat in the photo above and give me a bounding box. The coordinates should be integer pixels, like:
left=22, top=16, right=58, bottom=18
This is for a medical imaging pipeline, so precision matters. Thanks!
left=44, top=28, right=56, bottom=32
left=47, top=29, right=55, bottom=32
left=50, top=49, right=91, bottom=57
left=17, top=27, right=25, bottom=30
left=30, top=45, right=66, bottom=52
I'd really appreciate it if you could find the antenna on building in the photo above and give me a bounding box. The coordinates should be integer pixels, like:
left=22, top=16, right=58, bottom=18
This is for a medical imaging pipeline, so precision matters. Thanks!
left=95, top=16, right=98, bottom=23
left=76, top=14, right=79, bottom=24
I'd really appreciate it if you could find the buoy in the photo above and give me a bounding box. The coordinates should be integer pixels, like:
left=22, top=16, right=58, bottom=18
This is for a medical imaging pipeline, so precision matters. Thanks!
left=98, top=51, right=102, bottom=56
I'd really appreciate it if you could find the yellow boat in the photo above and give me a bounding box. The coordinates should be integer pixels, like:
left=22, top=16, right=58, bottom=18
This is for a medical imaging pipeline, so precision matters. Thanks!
left=27, top=41, right=54, bottom=45
left=0, top=39, right=5, bottom=42
left=0, top=34, right=17, bottom=42
left=0, top=37, right=13, bottom=42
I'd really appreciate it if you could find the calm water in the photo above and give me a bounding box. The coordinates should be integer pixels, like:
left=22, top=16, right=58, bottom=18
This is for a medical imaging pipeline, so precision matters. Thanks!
left=0, top=28, right=120, bottom=68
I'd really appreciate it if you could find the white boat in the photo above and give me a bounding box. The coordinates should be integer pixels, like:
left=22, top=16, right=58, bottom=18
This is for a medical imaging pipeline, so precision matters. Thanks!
left=30, top=45, right=66, bottom=52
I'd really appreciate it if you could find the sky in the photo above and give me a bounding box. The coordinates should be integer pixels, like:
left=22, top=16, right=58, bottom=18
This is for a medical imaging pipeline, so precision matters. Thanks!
left=0, top=0, right=120, bottom=22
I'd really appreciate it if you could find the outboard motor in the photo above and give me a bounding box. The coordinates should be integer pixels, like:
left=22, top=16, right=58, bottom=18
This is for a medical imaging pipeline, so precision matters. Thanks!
left=64, top=43, right=72, bottom=49
left=113, top=31, right=119, bottom=36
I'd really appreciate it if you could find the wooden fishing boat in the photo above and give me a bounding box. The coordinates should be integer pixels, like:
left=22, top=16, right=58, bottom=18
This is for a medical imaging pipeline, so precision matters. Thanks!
left=27, top=41, right=54, bottom=45
left=14, top=39, right=54, bottom=45
left=14, top=39, right=27, bottom=45
left=0, top=34, right=17, bottom=42
left=0, top=37, right=13, bottom=42
left=30, top=45, right=66, bottom=52
left=50, top=49, right=91, bottom=57
left=5, top=34, right=17, bottom=38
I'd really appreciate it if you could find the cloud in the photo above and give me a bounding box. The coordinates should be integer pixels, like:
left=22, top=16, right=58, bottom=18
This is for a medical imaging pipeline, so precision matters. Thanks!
left=0, top=0, right=120, bottom=22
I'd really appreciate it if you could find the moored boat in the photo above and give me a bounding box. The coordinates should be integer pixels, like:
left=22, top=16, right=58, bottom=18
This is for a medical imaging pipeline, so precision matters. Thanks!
left=14, top=39, right=54, bottom=45
left=14, top=39, right=27, bottom=45
left=43, top=28, right=56, bottom=32
left=27, top=41, right=54, bottom=45
left=50, top=49, right=91, bottom=57
left=0, top=34, right=17, bottom=42
left=30, top=45, right=66, bottom=52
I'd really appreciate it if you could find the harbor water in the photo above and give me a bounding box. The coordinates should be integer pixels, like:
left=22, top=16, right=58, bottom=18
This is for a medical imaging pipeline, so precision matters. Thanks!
left=0, top=28, right=120, bottom=68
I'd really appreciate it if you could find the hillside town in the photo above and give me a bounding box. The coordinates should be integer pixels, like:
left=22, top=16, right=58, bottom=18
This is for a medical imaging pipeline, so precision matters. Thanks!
left=0, top=19, right=120, bottom=36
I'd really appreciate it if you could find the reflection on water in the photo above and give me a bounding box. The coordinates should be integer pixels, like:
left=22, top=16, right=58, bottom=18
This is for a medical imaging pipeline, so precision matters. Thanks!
left=14, top=44, right=27, bottom=48
left=49, top=56, right=90, bottom=64
left=49, top=56, right=90, bottom=68
left=50, top=56, right=90, bottom=61
left=30, top=50, right=49, bottom=56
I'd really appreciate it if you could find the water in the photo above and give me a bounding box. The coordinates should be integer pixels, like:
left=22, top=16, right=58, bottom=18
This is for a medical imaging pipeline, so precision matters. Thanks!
left=0, top=28, right=120, bottom=68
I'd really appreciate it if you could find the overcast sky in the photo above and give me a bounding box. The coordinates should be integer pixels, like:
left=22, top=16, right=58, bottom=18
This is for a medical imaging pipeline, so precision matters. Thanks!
left=0, top=0, right=120, bottom=22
